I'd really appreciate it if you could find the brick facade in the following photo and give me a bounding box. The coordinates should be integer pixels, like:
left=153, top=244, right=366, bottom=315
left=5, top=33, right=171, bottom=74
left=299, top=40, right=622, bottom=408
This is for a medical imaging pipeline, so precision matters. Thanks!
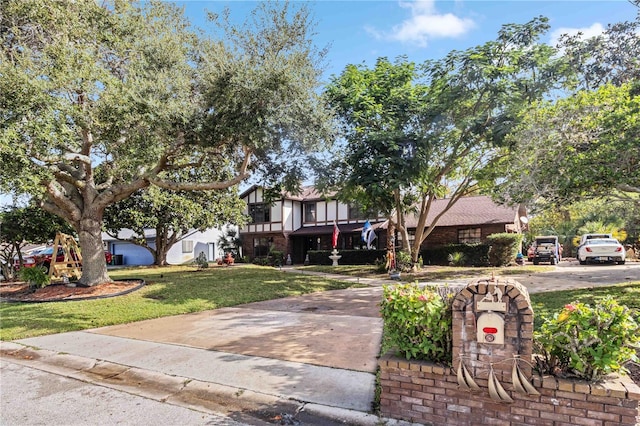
left=378, top=355, right=640, bottom=426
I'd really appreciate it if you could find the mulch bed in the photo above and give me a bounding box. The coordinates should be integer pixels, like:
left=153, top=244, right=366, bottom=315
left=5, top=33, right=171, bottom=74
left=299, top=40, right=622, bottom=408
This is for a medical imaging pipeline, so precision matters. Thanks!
left=0, top=280, right=143, bottom=302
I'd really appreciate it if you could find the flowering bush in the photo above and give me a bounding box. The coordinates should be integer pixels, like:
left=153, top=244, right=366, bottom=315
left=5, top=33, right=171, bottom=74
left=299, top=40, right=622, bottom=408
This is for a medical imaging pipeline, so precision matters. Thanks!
left=380, top=283, right=453, bottom=363
left=535, top=297, right=640, bottom=381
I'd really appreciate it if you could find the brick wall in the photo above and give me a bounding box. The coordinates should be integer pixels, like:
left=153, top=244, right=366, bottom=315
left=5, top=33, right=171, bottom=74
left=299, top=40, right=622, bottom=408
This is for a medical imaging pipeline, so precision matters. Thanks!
left=421, top=224, right=509, bottom=248
left=379, top=354, right=640, bottom=425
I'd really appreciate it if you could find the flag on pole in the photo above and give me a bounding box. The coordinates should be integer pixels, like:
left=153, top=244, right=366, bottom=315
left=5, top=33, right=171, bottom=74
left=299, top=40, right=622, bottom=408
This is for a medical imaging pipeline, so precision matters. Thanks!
left=362, top=220, right=377, bottom=249
left=361, top=220, right=371, bottom=243
left=332, top=221, right=340, bottom=248
left=366, top=226, right=377, bottom=249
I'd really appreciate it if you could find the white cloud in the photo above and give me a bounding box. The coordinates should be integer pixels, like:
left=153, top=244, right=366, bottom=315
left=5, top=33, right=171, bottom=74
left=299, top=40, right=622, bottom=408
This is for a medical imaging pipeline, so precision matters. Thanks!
left=549, top=23, right=605, bottom=47
left=367, top=0, right=475, bottom=47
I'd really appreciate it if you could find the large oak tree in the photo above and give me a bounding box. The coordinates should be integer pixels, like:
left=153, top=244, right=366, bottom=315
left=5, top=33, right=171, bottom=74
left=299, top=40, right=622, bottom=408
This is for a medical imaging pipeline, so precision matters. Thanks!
left=0, top=1, right=333, bottom=285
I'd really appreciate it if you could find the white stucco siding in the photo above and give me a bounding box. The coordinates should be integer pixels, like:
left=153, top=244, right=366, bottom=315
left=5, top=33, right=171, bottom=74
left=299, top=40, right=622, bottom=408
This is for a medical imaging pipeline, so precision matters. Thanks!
left=282, top=200, right=293, bottom=231
left=271, top=203, right=282, bottom=222
left=326, top=200, right=338, bottom=222
left=337, top=202, right=349, bottom=222
left=317, top=201, right=327, bottom=222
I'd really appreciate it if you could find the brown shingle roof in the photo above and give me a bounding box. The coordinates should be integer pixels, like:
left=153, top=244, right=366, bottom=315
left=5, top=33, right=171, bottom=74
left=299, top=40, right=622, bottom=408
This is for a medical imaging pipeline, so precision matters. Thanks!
left=404, top=196, right=517, bottom=228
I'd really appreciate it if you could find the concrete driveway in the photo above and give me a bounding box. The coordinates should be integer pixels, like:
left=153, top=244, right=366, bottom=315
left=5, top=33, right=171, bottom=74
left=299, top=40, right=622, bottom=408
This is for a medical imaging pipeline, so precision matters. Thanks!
left=508, top=259, right=640, bottom=293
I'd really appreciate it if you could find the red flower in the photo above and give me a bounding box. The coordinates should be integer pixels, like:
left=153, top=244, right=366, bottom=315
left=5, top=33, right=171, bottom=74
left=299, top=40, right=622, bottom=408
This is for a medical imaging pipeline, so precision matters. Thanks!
left=564, top=304, right=576, bottom=312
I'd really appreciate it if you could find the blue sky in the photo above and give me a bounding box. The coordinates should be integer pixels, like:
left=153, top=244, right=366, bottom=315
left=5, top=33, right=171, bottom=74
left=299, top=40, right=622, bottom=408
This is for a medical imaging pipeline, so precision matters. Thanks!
left=176, top=0, right=637, bottom=82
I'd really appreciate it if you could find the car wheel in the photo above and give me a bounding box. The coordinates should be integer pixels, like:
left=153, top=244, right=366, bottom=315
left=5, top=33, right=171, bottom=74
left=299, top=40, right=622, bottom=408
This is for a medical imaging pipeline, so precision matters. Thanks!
left=617, top=260, right=626, bottom=265
left=579, top=258, right=586, bottom=265
left=41, top=263, right=50, bottom=274
left=551, top=257, right=557, bottom=265
left=533, top=259, right=539, bottom=265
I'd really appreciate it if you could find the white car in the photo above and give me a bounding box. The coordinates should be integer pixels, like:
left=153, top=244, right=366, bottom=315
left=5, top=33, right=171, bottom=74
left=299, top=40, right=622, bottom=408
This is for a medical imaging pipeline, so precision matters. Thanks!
left=577, top=238, right=625, bottom=265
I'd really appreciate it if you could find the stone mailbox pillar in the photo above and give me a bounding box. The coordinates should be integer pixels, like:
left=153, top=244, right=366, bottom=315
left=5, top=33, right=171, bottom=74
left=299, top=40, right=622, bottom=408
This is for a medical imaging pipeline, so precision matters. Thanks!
left=452, top=276, right=536, bottom=401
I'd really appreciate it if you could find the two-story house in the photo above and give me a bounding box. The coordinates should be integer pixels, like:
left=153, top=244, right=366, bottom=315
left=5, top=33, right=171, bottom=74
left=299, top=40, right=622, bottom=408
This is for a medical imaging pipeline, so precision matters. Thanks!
left=240, top=186, right=526, bottom=264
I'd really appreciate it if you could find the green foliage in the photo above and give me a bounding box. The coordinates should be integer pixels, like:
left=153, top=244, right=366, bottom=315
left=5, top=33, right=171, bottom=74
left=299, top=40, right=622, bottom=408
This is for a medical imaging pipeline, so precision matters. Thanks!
left=217, top=226, right=242, bottom=259
left=320, top=17, right=560, bottom=265
left=268, top=249, right=284, bottom=267
left=535, top=297, right=640, bottom=381
left=487, top=233, right=523, bottom=266
left=193, top=252, right=209, bottom=270
left=493, top=83, right=640, bottom=209
left=380, top=283, right=453, bottom=363
left=19, top=266, right=50, bottom=289
left=447, top=252, right=467, bottom=267
left=104, top=185, right=246, bottom=266
left=421, top=244, right=491, bottom=266
left=394, top=250, right=413, bottom=272
left=0, top=0, right=331, bottom=285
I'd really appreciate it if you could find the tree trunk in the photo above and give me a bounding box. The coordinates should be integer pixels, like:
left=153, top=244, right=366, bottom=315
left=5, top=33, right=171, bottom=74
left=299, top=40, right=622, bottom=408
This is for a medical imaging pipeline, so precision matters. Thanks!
left=155, top=240, right=169, bottom=266
left=77, top=216, right=111, bottom=286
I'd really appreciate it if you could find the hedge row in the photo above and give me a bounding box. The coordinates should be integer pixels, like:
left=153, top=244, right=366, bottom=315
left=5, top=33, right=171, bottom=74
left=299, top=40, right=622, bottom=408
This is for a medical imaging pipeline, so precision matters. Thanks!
left=306, top=236, right=521, bottom=267
left=419, top=243, right=491, bottom=267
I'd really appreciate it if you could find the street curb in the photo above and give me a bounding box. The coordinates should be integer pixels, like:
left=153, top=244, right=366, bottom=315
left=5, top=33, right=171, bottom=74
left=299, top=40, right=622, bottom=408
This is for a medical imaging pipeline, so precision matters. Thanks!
left=1, top=341, right=398, bottom=425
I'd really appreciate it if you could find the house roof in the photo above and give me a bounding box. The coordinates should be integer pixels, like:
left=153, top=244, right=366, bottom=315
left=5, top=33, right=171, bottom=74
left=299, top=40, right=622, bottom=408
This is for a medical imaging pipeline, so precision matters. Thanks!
left=241, top=185, right=518, bottom=229
left=239, top=185, right=335, bottom=202
left=404, top=196, right=518, bottom=228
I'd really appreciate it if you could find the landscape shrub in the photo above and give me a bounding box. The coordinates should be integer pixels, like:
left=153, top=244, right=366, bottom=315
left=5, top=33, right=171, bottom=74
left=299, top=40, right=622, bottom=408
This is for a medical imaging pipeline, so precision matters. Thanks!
left=380, top=283, right=453, bottom=363
left=447, top=251, right=466, bottom=266
left=394, top=250, right=413, bottom=272
left=19, top=266, right=50, bottom=289
left=487, top=233, right=523, bottom=266
left=193, top=252, right=209, bottom=270
left=535, top=297, right=640, bottom=381
left=420, top=243, right=490, bottom=266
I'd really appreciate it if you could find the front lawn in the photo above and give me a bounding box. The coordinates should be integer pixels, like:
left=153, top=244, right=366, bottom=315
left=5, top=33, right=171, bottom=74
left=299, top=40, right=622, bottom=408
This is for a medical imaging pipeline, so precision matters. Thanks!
left=0, top=264, right=361, bottom=341
left=530, top=282, right=640, bottom=329
left=300, top=264, right=554, bottom=281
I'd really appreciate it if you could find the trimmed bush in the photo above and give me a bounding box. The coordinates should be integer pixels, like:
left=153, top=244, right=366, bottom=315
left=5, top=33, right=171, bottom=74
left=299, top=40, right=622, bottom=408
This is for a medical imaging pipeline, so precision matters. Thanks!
left=420, top=244, right=490, bottom=266
left=380, top=283, right=453, bottom=363
left=487, top=233, right=523, bottom=266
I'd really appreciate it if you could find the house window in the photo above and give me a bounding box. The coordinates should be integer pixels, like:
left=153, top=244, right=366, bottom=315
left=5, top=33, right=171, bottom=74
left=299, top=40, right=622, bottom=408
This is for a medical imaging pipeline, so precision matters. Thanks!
left=249, top=203, right=270, bottom=223
left=182, top=240, right=194, bottom=253
left=304, top=202, right=316, bottom=223
left=253, top=237, right=270, bottom=257
left=458, top=228, right=481, bottom=244
left=349, top=204, right=379, bottom=221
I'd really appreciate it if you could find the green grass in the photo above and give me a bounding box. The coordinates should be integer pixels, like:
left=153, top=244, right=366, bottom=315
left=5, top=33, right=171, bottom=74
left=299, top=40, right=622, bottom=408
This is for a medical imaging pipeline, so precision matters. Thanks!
left=3, top=263, right=638, bottom=342
left=300, top=264, right=554, bottom=281
left=530, top=282, right=640, bottom=329
left=0, top=264, right=362, bottom=341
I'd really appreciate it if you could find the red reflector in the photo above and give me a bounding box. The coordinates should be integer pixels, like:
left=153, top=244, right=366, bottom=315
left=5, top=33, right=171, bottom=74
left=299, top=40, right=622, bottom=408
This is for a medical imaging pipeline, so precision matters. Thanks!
left=483, top=327, right=498, bottom=334
left=585, top=247, right=592, bottom=252
left=616, top=247, right=622, bottom=252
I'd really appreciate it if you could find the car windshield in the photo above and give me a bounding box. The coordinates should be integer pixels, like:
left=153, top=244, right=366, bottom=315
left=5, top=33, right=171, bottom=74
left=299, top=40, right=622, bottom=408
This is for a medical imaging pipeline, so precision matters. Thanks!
left=36, top=247, right=54, bottom=255
left=587, top=239, right=618, bottom=245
